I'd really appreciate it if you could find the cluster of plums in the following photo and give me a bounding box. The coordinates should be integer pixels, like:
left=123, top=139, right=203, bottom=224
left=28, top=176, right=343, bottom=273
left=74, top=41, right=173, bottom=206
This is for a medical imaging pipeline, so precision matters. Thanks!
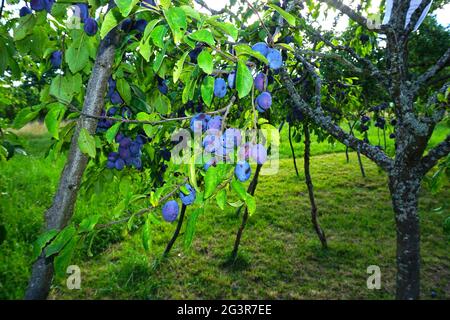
left=189, top=113, right=268, bottom=183
left=161, top=183, right=196, bottom=222
left=107, top=77, right=124, bottom=105
left=106, top=133, right=146, bottom=170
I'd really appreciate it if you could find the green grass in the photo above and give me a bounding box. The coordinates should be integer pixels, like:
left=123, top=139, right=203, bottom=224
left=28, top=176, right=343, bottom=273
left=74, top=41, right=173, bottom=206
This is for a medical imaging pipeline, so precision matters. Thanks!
left=0, top=130, right=449, bottom=300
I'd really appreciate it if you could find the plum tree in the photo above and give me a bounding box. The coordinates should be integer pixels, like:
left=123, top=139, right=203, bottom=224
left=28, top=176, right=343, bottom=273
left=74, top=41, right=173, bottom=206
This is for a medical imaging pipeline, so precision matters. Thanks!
left=4, top=0, right=446, bottom=301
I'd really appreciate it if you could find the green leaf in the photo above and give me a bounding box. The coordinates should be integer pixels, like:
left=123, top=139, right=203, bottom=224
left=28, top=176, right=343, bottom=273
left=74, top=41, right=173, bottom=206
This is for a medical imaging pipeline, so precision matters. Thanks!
left=50, top=73, right=82, bottom=104
left=236, top=59, right=253, bottom=99
left=150, top=25, right=168, bottom=49
left=78, top=215, right=100, bottom=233
left=78, top=128, right=96, bottom=158
left=13, top=107, right=41, bottom=129
left=216, top=189, right=226, bottom=210
left=100, top=8, right=123, bottom=39
left=45, top=225, right=77, bottom=257
left=204, top=166, right=219, bottom=199
left=189, top=155, right=198, bottom=191
left=188, top=29, right=215, bottom=46
left=13, top=14, right=36, bottom=41
left=184, top=207, right=202, bottom=250
left=44, top=103, right=66, bottom=140
left=208, top=20, right=239, bottom=41
left=164, top=7, right=187, bottom=44
left=154, top=93, right=171, bottom=114
left=105, top=122, right=121, bottom=143
left=198, top=50, right=213, bottom=74
left=268, top=4, right=296, bottom=26
left=180, top=5, right=201, bottom=21
left=173, top=51, right=189, bottom=84
left=231, top=179, right=247, bottom=201
left=54, top=236, right=78, bottom=278
left=65, top=31, right=89, bottom=74
left=115, top=0, right=139, bottom=17
left=201, top=76, right=214, bottom=107
left=142, top=217, right=151, bottom=252
left=245, top=193, right=256, bottom=215
left=32, top=229, right=59, bottom=261
left=116, top=78, right=132, bottom=104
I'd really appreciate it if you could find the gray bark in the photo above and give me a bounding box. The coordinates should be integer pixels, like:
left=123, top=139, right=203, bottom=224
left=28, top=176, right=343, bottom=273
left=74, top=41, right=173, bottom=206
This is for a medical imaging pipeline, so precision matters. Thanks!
left=24, top=11, right=121, bottom=300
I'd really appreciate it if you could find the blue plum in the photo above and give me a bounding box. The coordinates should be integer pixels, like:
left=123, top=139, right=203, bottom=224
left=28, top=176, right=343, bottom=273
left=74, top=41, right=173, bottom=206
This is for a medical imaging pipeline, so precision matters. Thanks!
left=254, top=72, right=267, bottom=92
left=30, top=0, right=45, bottom=11
left=50, top=50, right=62, bottom=69
left=190, top=113, right=211, bottom=133
left=115, top=158, right=125, bottom=170
left=204, top=157, right=217, bottom=170
left=222, top=128, right=242, bottom=149
left=19, top=6, right=32, bottom=17
left=255, top=92, right=272, bottom=112
left=134, top=19, right=148, bottom=33
left=227, top=71, right=236, bottom=89
left=250, top=144, right=267, bottom=164
left=179, top=184, right=196, bottom=206
left=207, top=116, right=222, bottom=131
left=75, top=3, right=89, bottom=22
left=267, top=49, right=282, bottom=70
left=84, top=17, right=98, bottom=36
left=162, top=200, right=179, bottom=222
left=110, top=91, right=123, bottom=105
left=235, top=161, right=251, bottom=182
left=214, top=78, right=227, bottom=98
left=44, top=0, right=54, bottom=13
left=252, top=42, right=269, bottom=57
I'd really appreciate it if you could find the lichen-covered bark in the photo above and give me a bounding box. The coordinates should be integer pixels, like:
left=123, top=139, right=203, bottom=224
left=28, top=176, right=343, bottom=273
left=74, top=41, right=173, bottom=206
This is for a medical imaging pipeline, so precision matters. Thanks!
left=389, top=168, right=421, bottom=300
left=24, top=9, right=121, bottom=300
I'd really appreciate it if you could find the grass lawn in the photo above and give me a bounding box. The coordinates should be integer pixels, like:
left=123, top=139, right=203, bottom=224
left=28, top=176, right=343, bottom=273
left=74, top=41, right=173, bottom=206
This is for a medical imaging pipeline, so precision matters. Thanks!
left=0, top=126, right=448, bottom=299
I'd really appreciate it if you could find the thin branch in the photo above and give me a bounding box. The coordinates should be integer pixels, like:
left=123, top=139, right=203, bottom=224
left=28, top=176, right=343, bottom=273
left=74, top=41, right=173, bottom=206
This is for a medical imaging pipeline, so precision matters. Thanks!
left=420, top=135, right=450, bottom=174
left=0, top=0, right=5, bottom=21
left=404, top=0, right=433, bottom=34
left=316, top=0, right=386, bottom=33
left=280, top=67, right=394, bottom=172
left=96, top=179, right=187, bottom=229
left=412, top=48, right=450, bottom=95
left=243, top=0, right=272, bottom=43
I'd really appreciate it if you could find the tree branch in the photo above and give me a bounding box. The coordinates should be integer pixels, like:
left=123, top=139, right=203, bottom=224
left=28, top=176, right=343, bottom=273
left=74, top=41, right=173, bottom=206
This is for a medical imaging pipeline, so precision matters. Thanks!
left=280, top=67, right=394, bottom=172
left=316, top=0, right=386, bottom=33
left=412, top=48, right=450, bottom=95
left=420, top=135, right=450, bottom=174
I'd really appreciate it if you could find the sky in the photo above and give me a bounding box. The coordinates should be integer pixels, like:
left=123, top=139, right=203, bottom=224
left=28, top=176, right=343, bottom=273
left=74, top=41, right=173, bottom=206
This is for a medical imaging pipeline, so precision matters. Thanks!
left=194, top=0, right=450, bottom=29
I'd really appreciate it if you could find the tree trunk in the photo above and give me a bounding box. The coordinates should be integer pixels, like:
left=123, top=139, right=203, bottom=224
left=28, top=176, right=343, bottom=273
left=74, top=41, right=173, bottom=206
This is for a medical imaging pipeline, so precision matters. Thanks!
left=304, top=123, right=327, bottom=249
left=231, top=164, right=263, bottom=261
left=24, top=10, right=120, bottom=300
left=389, top=170, right=421, bottom=300
left=357, top=148, right=366, bottom=178
left=288, top=124, right=300, bottom=177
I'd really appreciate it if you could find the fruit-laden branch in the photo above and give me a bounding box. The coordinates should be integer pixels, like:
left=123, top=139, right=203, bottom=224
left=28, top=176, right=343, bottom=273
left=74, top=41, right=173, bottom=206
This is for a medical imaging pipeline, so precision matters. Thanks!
left=68, top=104, right=231, bottom=126
left=420, top=135, right=450, bottom=174
left=25, top=3, right=121, bottom=300
left=412, top=48, right=450, bottom=95
left=96, top=179, right=188, bottom=229
left=280, top=68, right=394, bottom=172
left=315, top=0, right=387, bottom=33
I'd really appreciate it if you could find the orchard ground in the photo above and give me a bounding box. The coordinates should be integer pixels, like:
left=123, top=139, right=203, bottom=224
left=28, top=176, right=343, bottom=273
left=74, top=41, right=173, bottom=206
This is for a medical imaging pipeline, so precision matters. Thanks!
left=0, top=123, right=448, bottom=299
